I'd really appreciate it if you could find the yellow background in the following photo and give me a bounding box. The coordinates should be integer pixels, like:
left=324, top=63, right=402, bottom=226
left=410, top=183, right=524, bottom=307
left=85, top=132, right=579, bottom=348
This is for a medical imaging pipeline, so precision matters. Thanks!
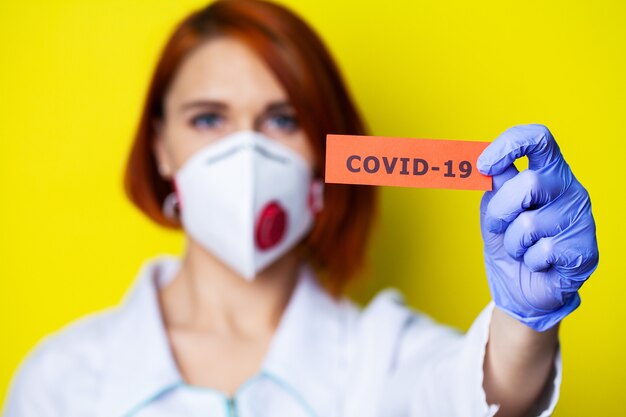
left=1, top=0, right=624, bottom=414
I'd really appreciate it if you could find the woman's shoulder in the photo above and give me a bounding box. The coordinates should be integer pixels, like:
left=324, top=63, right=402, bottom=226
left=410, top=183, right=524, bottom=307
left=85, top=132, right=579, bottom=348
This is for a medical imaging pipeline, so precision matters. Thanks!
left=4, top=255, right=182, bottom=416
left=357, top=287, right=462, bottom=335
left=13, top=255, right=177, bottom=380
left=13, top=308, right=116, bottom=377
left=354, top=287, right=465, bottom=360
left=4, top=306, right=121, bottom=415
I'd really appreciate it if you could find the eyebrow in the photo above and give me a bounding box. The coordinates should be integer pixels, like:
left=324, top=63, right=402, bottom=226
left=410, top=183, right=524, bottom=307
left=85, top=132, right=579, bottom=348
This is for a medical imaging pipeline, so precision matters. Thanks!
left=179, top=100, right=227, bottom=113
left=179, top=100, right=294, bottom=114
left=265, top=101, right=293, bottom=112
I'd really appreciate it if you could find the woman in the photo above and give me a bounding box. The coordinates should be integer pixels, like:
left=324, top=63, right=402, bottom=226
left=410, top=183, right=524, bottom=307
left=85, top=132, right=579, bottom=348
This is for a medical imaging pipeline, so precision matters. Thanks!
left=3, top=1, right=598, bottom=416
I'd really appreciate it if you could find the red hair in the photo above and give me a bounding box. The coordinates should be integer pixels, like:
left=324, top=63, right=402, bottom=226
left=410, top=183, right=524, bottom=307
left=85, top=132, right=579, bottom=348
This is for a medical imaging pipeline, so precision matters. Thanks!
left=124, top=0, right=377, bottom=295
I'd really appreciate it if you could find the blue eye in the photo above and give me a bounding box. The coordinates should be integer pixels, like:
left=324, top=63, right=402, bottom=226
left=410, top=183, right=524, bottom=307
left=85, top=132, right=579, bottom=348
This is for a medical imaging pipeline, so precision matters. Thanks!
left=191, top=113, right=223, bottom=129
left=267, top=114, right=298, bottom=132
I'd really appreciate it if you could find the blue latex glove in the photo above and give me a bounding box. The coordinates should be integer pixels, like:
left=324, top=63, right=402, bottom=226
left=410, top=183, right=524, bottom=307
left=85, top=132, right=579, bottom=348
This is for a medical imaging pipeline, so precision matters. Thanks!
left=477, top=124, right=599, bottom=332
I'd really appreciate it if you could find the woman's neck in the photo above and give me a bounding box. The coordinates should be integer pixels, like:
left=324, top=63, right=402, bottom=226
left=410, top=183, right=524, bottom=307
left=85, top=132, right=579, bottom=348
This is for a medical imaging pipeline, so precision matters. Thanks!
left=158, top=237, right=300, bottom=336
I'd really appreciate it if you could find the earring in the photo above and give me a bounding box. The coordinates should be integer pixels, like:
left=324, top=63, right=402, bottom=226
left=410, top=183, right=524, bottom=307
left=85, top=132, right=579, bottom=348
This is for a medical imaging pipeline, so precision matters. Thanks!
left=162, top=192, right=180, bottom=221
left=308, top=179, right=324, bottom=214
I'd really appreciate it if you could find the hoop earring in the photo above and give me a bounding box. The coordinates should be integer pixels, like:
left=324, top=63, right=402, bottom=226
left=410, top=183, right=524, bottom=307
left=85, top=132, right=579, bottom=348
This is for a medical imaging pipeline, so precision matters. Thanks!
left=162, top=192, right=180, bottom=221
left=309, top=179, right=324, bottom=214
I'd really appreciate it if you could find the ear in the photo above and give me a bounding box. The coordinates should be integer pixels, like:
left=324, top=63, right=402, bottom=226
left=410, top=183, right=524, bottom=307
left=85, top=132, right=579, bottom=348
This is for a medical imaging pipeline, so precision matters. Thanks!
left=152, top=118, right=174, bottom=179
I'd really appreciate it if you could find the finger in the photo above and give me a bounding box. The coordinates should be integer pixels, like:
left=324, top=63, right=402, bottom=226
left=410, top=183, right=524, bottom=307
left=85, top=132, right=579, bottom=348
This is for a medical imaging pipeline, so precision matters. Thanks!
left=484, top=169, right=563, bottom=233
left=491, top=164, right=519, bottom=192
left=523, top=217, right=599, bottom=281
left=477, top=124, right=563, bottom=176
left=503, top=206, right=571, bottom=259
left=503, top=187, right=590, bottom=258
left=480, top=164, right=518, bottom=218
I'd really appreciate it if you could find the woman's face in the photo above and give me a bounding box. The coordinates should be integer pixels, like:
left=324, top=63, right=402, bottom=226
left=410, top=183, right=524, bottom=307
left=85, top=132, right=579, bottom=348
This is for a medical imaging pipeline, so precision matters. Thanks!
left=153, top=37, right=315, bottom=178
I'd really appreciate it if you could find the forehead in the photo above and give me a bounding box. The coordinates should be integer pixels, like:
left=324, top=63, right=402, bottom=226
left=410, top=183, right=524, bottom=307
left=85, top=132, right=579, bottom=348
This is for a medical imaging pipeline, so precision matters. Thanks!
left=164, top=37, right=288, bottom=108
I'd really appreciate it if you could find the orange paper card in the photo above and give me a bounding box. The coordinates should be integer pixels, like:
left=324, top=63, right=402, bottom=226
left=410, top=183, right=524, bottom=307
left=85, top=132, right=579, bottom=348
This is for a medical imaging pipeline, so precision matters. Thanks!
left=325, top=134, right=492, bottom=191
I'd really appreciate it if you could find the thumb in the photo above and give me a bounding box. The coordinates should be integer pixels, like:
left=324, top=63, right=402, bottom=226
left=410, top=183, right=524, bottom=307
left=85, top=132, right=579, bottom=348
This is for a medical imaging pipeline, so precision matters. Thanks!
left=491, top=164, right=519, bottom=193
left=480, top=164, right=518, bottom=217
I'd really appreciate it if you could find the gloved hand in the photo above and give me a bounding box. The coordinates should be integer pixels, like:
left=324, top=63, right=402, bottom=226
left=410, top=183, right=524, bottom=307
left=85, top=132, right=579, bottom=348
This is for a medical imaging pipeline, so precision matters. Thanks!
left=477, top=124, right=599, bottom=332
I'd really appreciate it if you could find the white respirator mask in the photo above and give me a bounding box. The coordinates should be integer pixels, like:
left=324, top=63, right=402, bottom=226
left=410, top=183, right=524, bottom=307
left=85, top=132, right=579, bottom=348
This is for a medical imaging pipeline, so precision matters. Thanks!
left=167, top=130, right=323, bottom=281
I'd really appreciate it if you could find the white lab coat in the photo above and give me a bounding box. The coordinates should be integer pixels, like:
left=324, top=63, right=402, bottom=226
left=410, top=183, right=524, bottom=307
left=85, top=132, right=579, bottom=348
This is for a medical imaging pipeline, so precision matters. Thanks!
left=3, top=255, right=561, bottom=417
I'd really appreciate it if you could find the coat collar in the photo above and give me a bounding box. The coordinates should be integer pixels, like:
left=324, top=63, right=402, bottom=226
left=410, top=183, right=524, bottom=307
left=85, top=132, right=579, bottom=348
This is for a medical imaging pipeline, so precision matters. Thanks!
left=96, top=254, right=356, bottom=417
